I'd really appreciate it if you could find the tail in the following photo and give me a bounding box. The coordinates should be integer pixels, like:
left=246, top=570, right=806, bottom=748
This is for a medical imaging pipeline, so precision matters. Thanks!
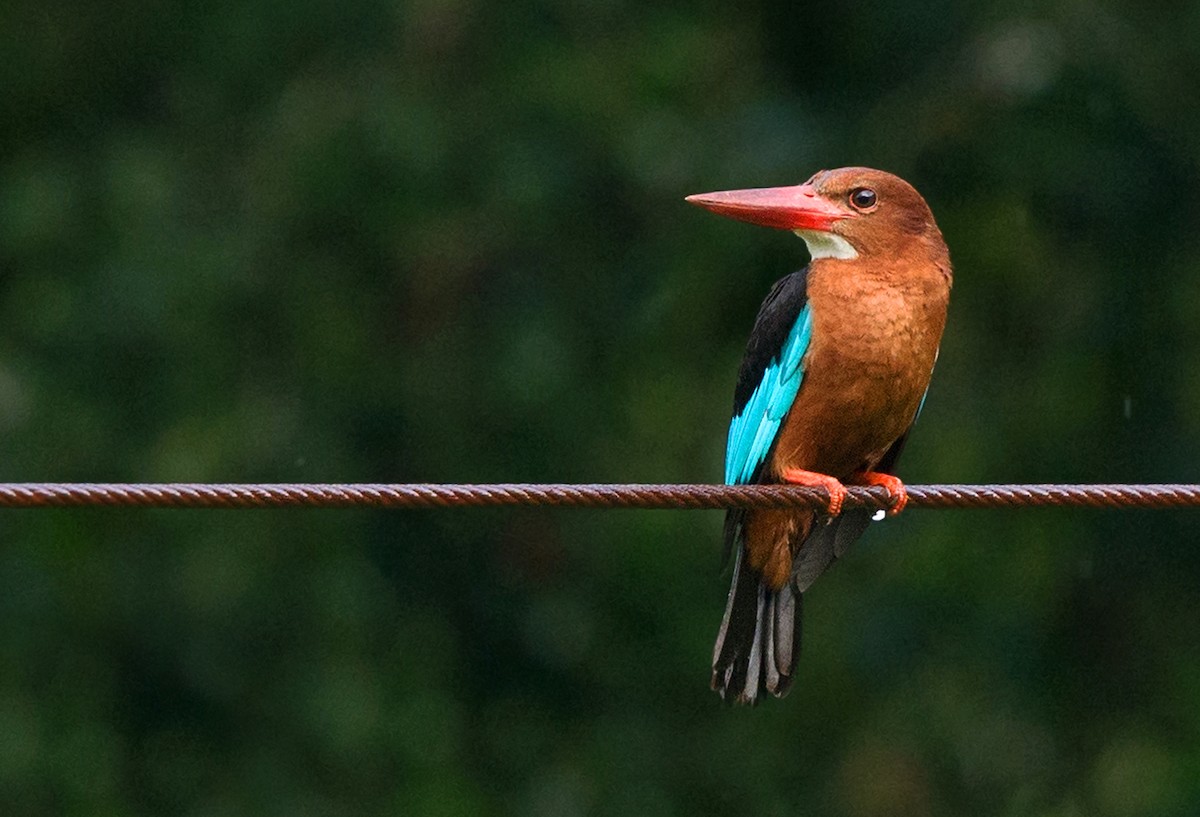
left=711, top=545, right=801, bottom=705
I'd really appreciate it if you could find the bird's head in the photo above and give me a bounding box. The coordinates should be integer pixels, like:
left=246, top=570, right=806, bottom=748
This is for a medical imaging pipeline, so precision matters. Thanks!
left=686, top=167, right=947, bottom=265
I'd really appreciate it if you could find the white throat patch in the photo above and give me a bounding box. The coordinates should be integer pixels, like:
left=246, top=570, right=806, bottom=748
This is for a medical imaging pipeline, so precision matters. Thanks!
left=794, top=229, right=858, bottom=260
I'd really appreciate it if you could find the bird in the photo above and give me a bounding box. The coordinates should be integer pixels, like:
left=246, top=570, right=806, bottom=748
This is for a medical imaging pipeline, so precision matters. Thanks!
left=686, top=167, right=952, bottom=704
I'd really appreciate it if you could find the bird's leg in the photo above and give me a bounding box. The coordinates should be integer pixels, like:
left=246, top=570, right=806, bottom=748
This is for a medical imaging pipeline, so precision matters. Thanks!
left=779, top=468, right=847, bottom=516
left=853, top=471, right=907, bottom=515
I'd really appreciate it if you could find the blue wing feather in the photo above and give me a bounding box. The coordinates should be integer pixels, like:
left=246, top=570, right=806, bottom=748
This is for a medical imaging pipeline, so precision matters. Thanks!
left=914, top=348, right=938, bottom=421
left=724, top=305, right=813, bottom=485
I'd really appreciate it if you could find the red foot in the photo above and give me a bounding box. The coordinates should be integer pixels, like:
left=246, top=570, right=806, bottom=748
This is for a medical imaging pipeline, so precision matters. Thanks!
left=854, top=471, right=907, bottom=515
left=780, top=468, right=847, bottom=516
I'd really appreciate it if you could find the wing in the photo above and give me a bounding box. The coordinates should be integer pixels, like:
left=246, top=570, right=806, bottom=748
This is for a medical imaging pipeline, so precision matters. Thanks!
left=725, top=268, right=813, bottom=486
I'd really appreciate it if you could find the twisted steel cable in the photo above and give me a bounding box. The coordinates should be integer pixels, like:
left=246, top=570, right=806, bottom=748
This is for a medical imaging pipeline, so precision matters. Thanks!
left=0, top=482, right=1197, bottom=510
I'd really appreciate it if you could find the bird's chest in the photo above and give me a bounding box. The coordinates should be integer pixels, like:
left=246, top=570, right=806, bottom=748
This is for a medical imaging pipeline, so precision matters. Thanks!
left=813, top=286, right=934, bottom=384
left=772, top=277, right=945, bottom=476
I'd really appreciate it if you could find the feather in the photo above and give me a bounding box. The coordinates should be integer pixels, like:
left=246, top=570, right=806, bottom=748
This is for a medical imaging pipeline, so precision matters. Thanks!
left=712, top=541, right=803, bottom=704
left=725, top=303, right=813, bottom=485
left=724, top=269, right=812, bottom=486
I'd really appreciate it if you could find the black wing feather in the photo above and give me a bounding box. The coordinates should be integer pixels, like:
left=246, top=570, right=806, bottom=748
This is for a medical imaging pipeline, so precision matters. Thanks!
left=732, top=268, right=811, bottom=417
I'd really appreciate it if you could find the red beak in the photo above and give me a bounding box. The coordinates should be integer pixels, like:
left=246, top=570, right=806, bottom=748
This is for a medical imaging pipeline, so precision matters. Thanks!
left=685, top=183, right=847, bottom=232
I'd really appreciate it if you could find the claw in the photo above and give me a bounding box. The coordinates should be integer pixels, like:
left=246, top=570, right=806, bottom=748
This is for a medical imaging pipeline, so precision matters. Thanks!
left=855, top=471, right=907, bottom=515
left=780, top=468, right=847, bottom=516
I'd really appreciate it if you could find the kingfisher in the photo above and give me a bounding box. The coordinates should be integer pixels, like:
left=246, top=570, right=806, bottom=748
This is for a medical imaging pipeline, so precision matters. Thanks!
left=687, top=167, right=952, bottom=704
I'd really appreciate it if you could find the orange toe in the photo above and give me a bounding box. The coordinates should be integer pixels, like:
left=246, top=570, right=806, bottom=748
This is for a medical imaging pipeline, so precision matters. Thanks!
left=855, top=471, right=907, bottom=515
left=780, top=468, right=847, bottom=516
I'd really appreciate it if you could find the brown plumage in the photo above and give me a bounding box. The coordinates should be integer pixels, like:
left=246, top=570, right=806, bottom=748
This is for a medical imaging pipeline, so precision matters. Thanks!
left=687, top=167, right=951, bottom=703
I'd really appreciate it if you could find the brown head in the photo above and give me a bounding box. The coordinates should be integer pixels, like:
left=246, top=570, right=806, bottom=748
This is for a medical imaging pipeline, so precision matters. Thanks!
left=686, top=167, right=950, bottom=273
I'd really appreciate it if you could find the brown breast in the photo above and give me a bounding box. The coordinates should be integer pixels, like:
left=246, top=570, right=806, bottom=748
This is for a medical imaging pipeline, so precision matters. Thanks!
left=769, top=258, right=950, bottom=480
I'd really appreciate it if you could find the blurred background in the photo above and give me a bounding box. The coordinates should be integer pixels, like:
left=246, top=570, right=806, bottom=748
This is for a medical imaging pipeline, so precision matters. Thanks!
left=3, top=0, right=1200, bottom=814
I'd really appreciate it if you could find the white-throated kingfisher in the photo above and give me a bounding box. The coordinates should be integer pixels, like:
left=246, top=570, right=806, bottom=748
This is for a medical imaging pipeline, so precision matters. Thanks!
left=687, top=167, right=952, bottom=704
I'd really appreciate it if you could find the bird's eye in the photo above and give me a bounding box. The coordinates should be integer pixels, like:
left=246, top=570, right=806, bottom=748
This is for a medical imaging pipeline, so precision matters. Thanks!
left=849, top=188, right=877, bottom=211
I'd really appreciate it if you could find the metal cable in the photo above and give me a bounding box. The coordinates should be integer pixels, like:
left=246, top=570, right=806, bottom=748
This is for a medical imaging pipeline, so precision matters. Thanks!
left=0, top=482, right=1196, bottom=510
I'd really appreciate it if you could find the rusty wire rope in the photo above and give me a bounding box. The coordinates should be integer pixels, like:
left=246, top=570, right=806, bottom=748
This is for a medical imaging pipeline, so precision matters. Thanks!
left=0, top=482, right=1196, bottom=510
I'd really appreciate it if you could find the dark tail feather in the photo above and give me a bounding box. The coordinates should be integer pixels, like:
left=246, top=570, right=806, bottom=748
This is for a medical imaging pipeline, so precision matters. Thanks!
left=711, top=547, right=802, bottom=704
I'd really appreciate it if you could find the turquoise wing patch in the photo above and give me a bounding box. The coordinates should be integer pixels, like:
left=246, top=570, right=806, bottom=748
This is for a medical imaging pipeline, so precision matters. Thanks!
left=915, top=383, right=930, bottom=421
left=724, top=305, right=814, bottom=485
left=914, top=348, right=939, bottom=421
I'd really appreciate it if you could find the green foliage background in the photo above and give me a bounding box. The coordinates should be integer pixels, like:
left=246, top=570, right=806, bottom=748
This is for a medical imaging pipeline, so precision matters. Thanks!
left=3, top=0, right=1200, bottom=814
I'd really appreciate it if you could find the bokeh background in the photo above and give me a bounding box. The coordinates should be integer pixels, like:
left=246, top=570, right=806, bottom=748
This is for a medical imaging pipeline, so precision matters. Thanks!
left=3, top=0, right=1200, bottom=814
